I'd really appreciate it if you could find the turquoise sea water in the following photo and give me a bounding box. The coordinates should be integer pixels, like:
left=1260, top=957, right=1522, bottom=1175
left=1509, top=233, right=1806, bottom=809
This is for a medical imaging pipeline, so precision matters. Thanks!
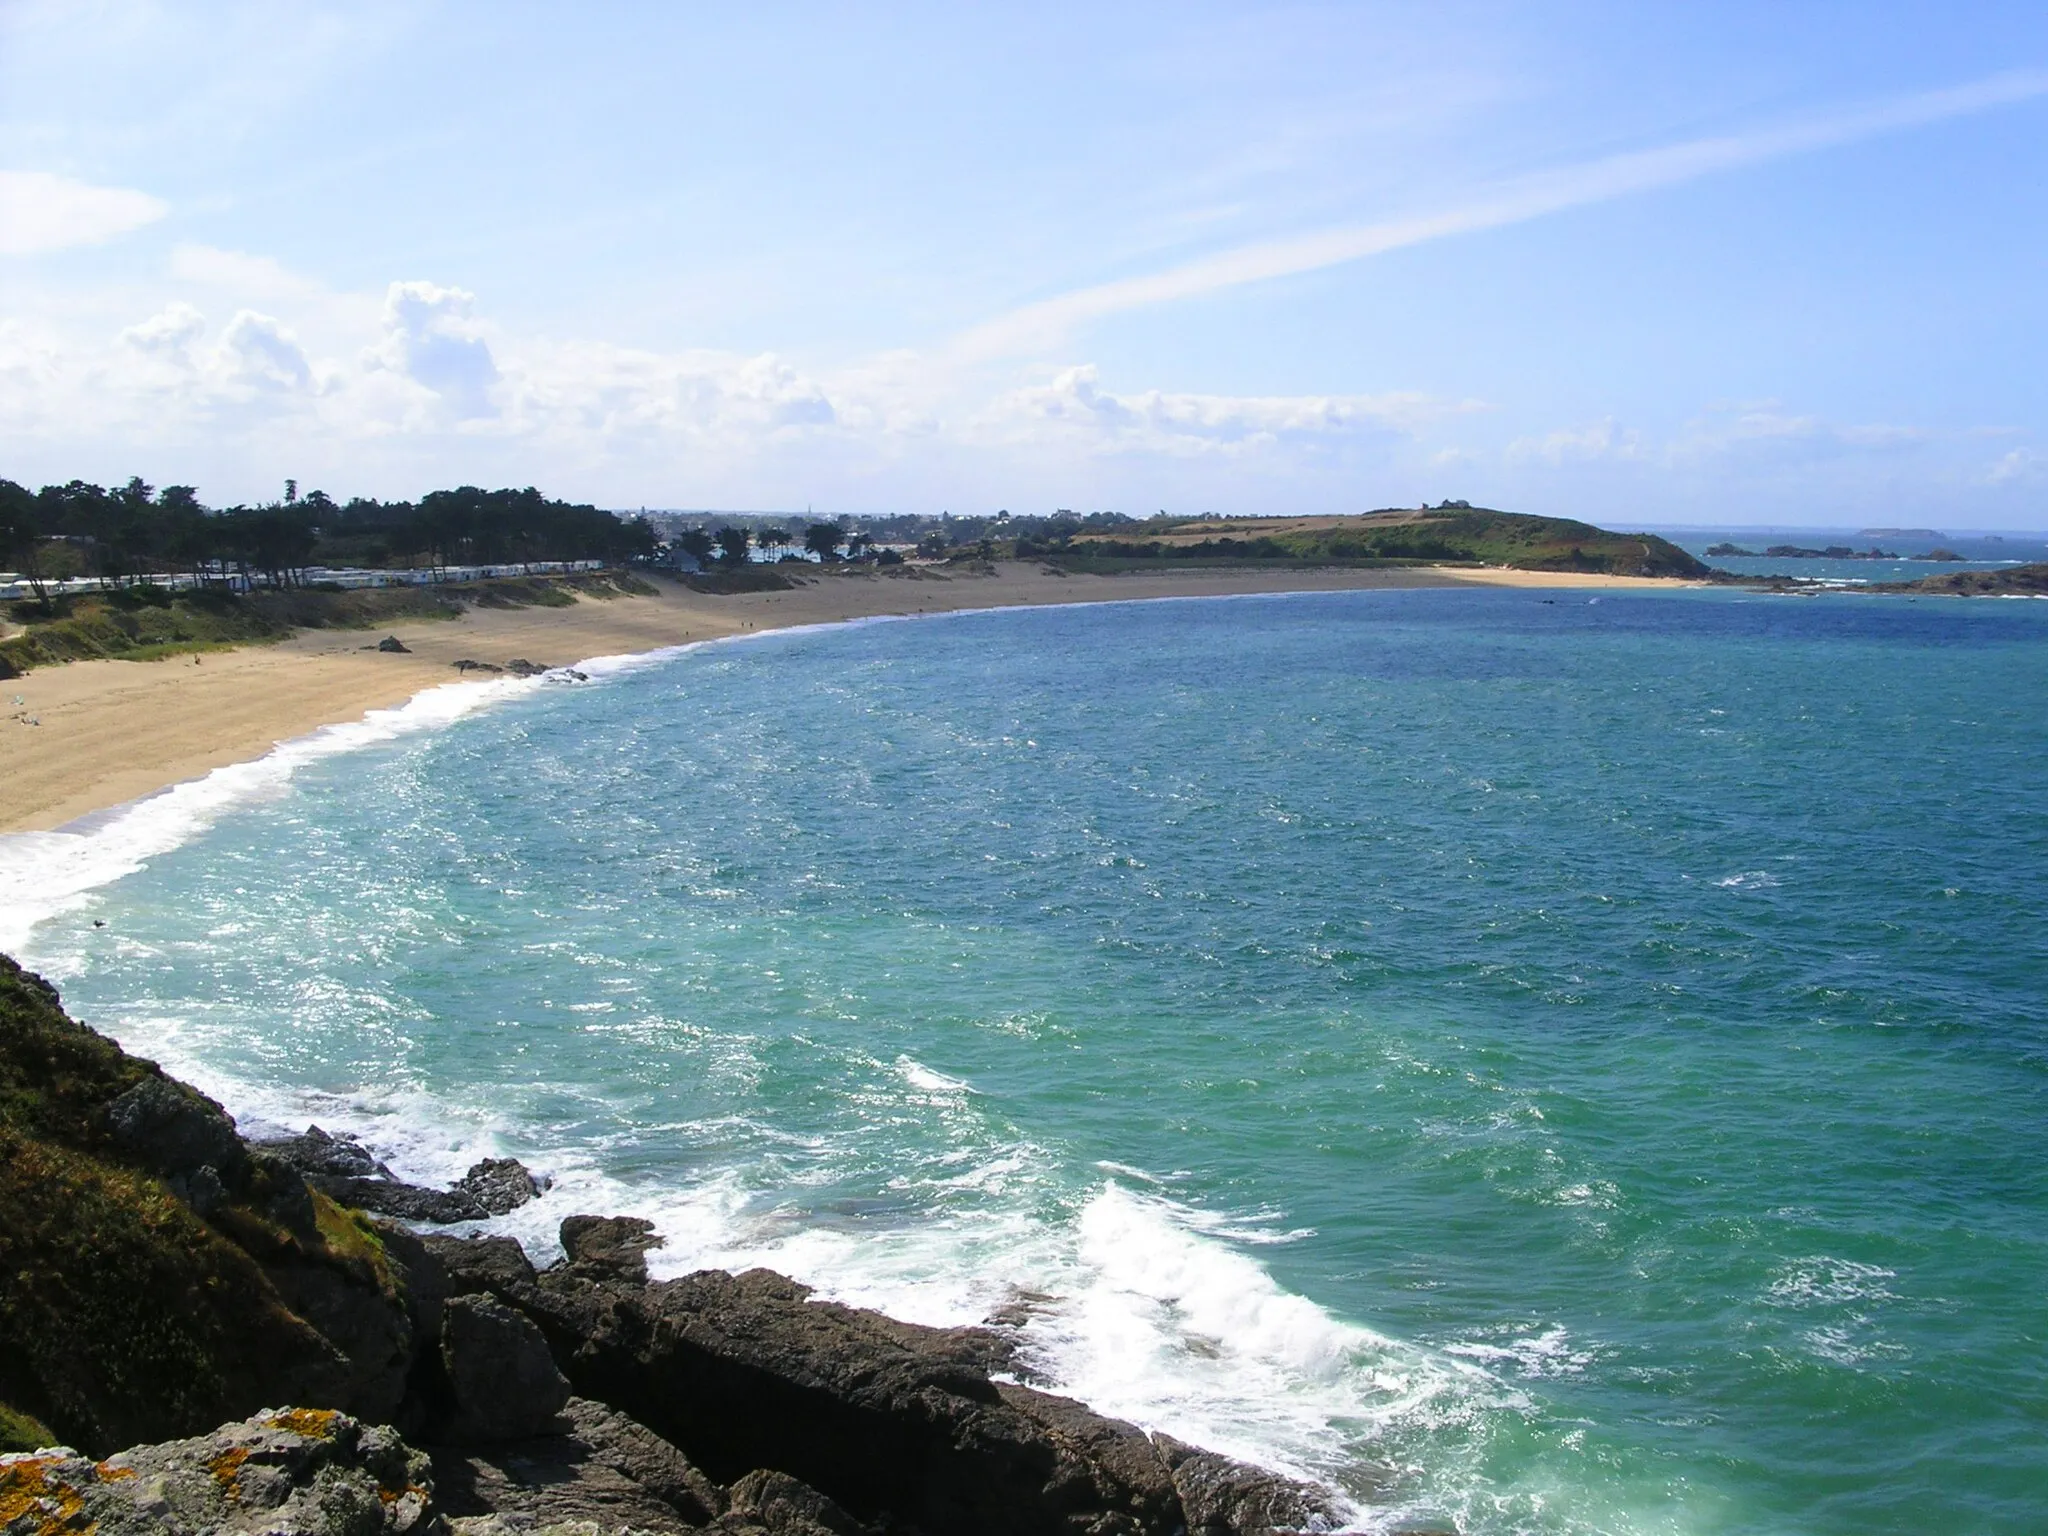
left=9, top=587, right=2048, bottom=1534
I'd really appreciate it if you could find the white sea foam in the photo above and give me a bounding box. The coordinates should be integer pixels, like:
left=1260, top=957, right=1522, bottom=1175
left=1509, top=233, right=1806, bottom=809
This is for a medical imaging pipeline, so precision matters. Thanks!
left=80, top=1012, right=1522, bottom=1531
left=895, top=1054, right=977, bottom=1095
left=0, top=676, right=544, bottom=954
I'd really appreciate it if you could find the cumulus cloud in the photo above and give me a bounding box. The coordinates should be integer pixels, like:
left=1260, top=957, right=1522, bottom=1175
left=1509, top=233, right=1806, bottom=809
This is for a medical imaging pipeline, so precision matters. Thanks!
left=0, top=170, right=168, bottom=257
left=217, top=310, right=315, bottom=392
left=119, top=302, right=207, bottom=364
left=368, top=281, right=499, bottom=416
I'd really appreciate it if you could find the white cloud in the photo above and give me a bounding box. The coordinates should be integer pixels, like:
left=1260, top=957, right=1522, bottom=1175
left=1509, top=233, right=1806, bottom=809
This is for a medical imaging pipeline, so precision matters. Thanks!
left=118, top=301, right=206, bottom=363
left=979, top=364, right=1454, bottom=457
left=1988, top=447, right=2042, bottom=484
left=1507, top=417, right=1644, bottom=464
left=217, top=310, right=314, bottom=392
left=168, top=243, right=326, bottom=302
left=0, top=170, right=168, bottom=256
left=367, top=281, right=499, bottom=417
left=956, top=68, right=2048, bottom=357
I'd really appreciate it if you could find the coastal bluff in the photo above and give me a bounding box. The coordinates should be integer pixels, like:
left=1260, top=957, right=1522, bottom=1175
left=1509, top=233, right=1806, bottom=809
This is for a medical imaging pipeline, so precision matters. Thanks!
left=0, top=955, right=1344, bottom=1536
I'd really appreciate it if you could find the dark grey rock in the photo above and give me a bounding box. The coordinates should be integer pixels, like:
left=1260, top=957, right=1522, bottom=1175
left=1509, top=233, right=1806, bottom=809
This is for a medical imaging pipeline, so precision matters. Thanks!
left=494, top=1260, right=1186, bottom=1536
left=455, top=1156, right=548, bottom=1216
left=0, top=1409, right=437, bottom=1535
left=104, top=1072, right=250, bottom=1193
left=259, top=1131, right=547, bottom=1226
left=317, top=1174, right=489, bottom=1224
left=441, top=1294, right=571, bottom=1443
left=558, top=1215, right=663, bottom=1282
left=425, top=1232, right=542, bottom=1296
left=719, top=1468, right=863, bottom=1535
left=378, top=635, right=411, bottom=653
left=253, top=1124, right=393, bottom=1180
left=433, top=1397, right=722, bottom=1534
left=1152, top=1434, right=1346, bottom=1535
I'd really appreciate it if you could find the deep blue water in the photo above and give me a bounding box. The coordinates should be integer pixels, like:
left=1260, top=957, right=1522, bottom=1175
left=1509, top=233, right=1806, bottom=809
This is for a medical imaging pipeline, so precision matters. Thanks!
left=16, top=586, right=2048, bottom=1534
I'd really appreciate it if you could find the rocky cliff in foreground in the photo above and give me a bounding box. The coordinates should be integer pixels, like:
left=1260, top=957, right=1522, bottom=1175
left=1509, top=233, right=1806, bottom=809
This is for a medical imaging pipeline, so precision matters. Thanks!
left=0, top=955, right=1347, bottom=1535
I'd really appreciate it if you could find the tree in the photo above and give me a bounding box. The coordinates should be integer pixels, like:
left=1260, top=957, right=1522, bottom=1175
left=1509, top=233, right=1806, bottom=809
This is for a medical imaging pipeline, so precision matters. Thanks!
left=846, top=531, right=873, bottom=560
left=675, top=528, right=716, bottom=568
left=714, top=524, right=752, bottom=565
left=0, top=478, right=50, bottom=604
left=803, top=521, right=844, bottom=561
left=757, top=526, right=789, bottom=560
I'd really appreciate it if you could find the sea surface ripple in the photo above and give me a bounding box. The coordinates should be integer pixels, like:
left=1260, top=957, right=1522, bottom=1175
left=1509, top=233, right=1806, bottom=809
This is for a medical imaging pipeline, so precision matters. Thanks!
left=15, top=587, right=2048, bottom=1535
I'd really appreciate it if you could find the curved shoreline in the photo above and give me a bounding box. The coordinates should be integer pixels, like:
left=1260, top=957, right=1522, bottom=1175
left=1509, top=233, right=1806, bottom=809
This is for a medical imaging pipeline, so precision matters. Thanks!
left=1, top=561, right=1696, bottom=837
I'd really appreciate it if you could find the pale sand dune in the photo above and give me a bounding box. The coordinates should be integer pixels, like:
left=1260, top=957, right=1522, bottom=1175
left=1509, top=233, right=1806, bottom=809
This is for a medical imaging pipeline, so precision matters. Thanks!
left=0, top=562, right=1695, bottom=833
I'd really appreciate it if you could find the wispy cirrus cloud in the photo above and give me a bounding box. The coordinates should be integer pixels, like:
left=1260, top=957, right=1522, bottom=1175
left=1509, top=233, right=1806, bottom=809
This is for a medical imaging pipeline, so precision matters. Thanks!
left=956, top=69, right=2048, bottom=358
left=0, top=169, right=167, bottom=256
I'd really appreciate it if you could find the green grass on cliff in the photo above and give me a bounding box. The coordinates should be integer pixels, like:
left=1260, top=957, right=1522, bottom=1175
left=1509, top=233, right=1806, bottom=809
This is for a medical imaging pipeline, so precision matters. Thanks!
left=0, top=957, right=372, bottom=1455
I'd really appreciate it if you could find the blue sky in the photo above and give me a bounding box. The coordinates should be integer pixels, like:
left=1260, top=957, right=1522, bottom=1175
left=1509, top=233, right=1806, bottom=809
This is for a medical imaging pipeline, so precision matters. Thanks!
left=4, top=2, right=2046, bottom=526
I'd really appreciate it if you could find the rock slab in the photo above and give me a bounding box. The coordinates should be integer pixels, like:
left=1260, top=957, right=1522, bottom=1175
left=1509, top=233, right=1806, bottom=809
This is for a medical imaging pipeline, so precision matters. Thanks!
left=0, top=1408, right=434, bottom=1535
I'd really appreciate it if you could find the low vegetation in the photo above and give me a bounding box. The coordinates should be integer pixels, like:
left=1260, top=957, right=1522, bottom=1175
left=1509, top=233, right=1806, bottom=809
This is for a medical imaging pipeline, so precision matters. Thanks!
left=0, top=571, right=654, bottom=676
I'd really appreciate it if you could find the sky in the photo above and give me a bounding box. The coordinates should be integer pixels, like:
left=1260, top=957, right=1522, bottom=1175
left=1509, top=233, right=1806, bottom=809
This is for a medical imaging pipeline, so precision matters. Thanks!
left=3, top=2, right=2046, bottom=527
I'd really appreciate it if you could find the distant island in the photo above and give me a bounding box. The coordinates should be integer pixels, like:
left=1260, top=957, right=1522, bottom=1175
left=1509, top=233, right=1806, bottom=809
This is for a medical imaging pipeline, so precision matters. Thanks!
left=1705, top=542, right=1965, bottom=561
left=1859, top=527, right=1946, bottom=539
left=1876, top=562, right=2048, bottom=596
left=1038, top=504, right=1710, bottom=578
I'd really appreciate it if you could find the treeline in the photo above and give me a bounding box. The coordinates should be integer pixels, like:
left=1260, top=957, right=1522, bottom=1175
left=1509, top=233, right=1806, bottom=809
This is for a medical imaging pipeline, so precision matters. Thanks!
left=0, top=476, right=657, bottom=597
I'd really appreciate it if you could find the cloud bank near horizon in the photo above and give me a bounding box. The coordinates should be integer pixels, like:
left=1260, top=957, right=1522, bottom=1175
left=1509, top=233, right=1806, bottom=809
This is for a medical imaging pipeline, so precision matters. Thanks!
left=3, top=7, right=2045, bottom=524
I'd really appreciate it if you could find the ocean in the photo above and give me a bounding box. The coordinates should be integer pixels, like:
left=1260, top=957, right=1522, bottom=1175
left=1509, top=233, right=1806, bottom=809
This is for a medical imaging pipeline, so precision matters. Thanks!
left=7, top=585, right=2046, bottom=1534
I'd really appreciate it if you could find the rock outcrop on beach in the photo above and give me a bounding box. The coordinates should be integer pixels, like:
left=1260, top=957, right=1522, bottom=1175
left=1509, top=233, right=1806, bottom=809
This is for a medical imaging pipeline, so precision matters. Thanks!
left=0, top=953, right=1344, bottom=1534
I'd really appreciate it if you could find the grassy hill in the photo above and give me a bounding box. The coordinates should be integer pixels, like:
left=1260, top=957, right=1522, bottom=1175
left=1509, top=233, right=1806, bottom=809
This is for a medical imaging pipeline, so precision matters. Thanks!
left=1047, top=507, right=1711, bottom=578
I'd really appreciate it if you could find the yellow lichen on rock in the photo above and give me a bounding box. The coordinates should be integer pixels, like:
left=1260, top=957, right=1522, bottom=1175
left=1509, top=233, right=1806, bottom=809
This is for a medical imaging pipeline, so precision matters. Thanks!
left=0, top=1454, right=92, bottom=1535
left=207, top=1442, right=251, bottom=1499
left=261, top=1408, right=339, bottom=1441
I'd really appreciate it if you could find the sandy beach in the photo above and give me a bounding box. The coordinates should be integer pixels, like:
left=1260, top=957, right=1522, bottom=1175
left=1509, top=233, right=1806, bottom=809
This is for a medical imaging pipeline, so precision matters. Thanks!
left=0, top=562, right=1693, bottom=834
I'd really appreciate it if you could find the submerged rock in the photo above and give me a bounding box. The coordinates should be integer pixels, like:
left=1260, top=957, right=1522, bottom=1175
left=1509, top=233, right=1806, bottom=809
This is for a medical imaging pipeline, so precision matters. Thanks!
left=0, top=1408, right=436, bottom=1535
